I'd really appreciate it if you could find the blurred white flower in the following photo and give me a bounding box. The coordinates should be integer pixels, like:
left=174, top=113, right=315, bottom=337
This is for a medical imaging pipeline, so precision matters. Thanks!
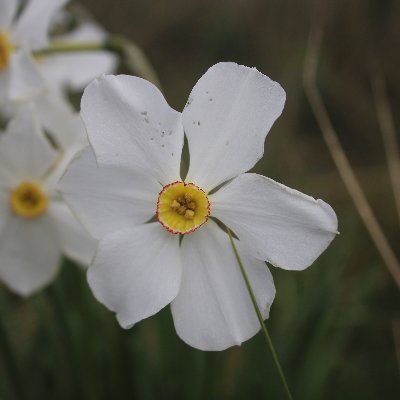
left=0, top=106, right=96, bottom=296
left=31, top=21, right=118, bottom=136
left=39, top=21, right=118, bottom=95
left=0, top=0, right=67, bottom=102
left=61, top=62, right=338, bottom=350
left=0, top=1, right=118, bottom=133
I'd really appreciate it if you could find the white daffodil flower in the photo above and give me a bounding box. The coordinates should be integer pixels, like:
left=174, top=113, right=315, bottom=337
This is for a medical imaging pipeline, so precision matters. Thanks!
left=0, top=0, right=68, bottom=102
left=60, top=62, right=338, bottom=350
left=0, top=106, right=96, bottom=296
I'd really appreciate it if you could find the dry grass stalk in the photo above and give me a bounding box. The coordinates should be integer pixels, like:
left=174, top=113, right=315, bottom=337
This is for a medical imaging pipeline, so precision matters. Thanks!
left=303, top=25, right=400, bottom=289
left=371, top=71, right=400, bottom=224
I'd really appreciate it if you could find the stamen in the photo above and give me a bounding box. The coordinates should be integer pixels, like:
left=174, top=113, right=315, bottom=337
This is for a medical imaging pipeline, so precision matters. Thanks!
left=168, top=190, right=199, bottom=220
left=9, top=181, right=48, bottom=219
left=157, top=181, right=210, bottom=234
left=184, top=210, right=195, bottom=220
left=187, top=201, right=196, bottom=210
left=177, top=205, right=186, bottom=215
left=170, top=199, right=181, bottom=211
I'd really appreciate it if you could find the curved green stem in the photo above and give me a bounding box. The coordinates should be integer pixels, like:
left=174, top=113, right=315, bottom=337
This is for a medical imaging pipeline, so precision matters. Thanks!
left=32, top=41, right=104, bottom=56
left=32, top=37, right=130, bottom=57
left=226, top=227, right=294, bottom=400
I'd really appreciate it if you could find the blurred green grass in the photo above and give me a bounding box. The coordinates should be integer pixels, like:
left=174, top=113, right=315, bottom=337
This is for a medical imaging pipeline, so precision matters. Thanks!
left=1, top=218, right=397, bottom=399
left=1, top=0, right=400, bottom=398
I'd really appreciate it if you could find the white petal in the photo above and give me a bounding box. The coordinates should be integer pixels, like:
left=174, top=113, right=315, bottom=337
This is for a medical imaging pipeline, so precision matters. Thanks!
left=41, top=52, right=117, bottom=91
left=11, top=0, right=67, bottom=49
left=8, top=50, right=46, bottom=101
left=0, top=0, right=17, bottom=29
left=0, top=214, right=61, bottom=296
left=81, top=75, right=183, bottom=184
left=88, top=223, right=182, bottom=328
left=211, top=173, right=338, bottom=270
left=39, top=22, right=118, bottom=90
left=183, top=62, right=286, bottom=191
left=0, top=105, right=57, bottom=184
left=60, top=146, right=161, bottom=239
left=33, top=90, right=82, bottom=149
left=0, top=192, right=9, bottom=234
left=1, top=90, right=83, bottom=155
left=171, top=221, right=275, bottom=351
left=43, top=141, right=87, bottom=192
left=0, top=68, right=9, bottom=102
left=49, top=200, right=97, bottom=266
left=32, top=93, right=88, bottom=188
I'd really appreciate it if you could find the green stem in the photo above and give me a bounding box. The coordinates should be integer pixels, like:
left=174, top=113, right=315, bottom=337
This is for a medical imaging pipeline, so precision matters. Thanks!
left=33, top=42, right=103, bottom=55
left=226, top=227, right=293, bottom=400
left=32, top=37, right=128, bottom=57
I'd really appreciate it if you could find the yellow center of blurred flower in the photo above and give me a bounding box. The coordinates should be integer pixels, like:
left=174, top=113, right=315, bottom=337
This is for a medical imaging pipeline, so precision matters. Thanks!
left=157, top=181, right=210, bottom=234
left=0, top=32, right=12, bottom=72
left=10, top=182, right=48, bottom=219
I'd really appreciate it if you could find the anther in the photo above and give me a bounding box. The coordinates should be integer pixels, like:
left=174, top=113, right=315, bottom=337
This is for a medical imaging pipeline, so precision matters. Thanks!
left=187, top=201, right=196, bottom=210
left=177, top=206, right=186, bottom=215
left=184, top=210, right=195, bottom=220
left=170, top=199, right=181, bottom=211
